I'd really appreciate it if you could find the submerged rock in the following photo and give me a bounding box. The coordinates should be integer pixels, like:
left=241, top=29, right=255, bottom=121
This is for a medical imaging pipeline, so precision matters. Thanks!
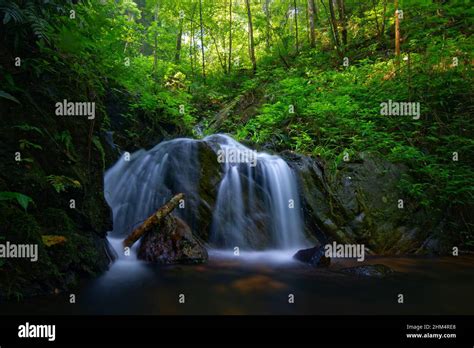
left=339, top=264, right=394, bottom=278
left=293, top=245, right=330, bottom=267
left=137, top=215, right=208, bottom=264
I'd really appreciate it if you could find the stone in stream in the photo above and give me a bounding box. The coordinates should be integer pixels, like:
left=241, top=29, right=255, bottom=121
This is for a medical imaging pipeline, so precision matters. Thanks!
left=137, top=215, right=208, bottom=264
left=293, top=245, right=331, bottom=267
left=339, top=264, right=394, bottom=278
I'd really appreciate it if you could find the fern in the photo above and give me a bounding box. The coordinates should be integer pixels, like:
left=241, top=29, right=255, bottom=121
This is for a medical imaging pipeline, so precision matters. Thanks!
left=12, top=123, right=44, bottom=136
left=46, top=175, right=81, bottom=193
left=0, top=1, right=24, bottom=25
left=1, top=1, right=52, bottom=45
left=19, top=139, right=42, bottom=151
left=24, top=3, right=52, bottom=45
left=54, top=130, right=75, bottom=155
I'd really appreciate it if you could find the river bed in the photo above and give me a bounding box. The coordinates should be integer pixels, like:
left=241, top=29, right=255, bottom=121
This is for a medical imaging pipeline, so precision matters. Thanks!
left=2, top=252, right=473, bottom=315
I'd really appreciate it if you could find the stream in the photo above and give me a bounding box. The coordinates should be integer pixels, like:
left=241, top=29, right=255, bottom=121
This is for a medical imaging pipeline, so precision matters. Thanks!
left=1, top=134, right=473, bottom=315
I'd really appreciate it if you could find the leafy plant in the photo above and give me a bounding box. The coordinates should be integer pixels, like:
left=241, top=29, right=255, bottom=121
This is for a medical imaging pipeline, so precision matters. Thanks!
left=0, top=90, right=20, bottom=104
left=46, top=175, right=81, bottom=193
left=0, top=192, right=34, bottom=211
left=12, top=123, right=44, bottom=136
left=19, top=139, right=42, bottom=151
left=54, top=130, right=75, bottom=155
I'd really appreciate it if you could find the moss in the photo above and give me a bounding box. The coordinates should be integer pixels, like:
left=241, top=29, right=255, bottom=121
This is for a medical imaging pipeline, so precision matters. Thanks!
left=37, top=208, right=77, bottom=236
left=0, top=203, right=42, bottom=244
left=0, top=202, right=109, bottom=300
left=92, top=136, right=106, bottom=172
left=0, top=204, right=61, bottom=299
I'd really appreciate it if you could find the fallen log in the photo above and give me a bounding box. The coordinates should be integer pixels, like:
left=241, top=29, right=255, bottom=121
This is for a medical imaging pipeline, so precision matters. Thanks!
left=123, top=193, right=184, bottom=249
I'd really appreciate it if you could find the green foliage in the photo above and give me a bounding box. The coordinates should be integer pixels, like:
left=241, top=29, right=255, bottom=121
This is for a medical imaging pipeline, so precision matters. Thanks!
left=12, top=123, right=44, bottom=136
left=46, top=175, right=81, bottom=193
left=19, top=139, right=42, bottom=151
left=0, top=90, right=20, bottom=104
left=0, top=192, right=34, bottom=211
left=54, top=130, right=74, bottom=155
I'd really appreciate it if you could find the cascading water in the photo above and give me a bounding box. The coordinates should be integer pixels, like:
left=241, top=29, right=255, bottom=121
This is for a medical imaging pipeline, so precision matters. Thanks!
left=104, top=134, right=308, bottom=255
left=206, top=135, right=306, bottom=250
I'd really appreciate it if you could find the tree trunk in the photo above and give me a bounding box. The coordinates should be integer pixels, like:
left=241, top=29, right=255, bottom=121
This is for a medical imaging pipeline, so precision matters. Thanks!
left=123, top=193, right=185, bottom=249
left=265, top=0, right=271, bottom=50
left=245, top=0, right=257, bottom=73
left=294, top=0, right=299, bottom=52
left=199, top=0, right=206, bottom=79
left=336, top=0, right=347, bottom=46
left=190, top=4, right=196, bottom=76
left=228, top=0, right=232, bottom=73
left=327, top=0, right=341, bottom=51
left=308, top=0, right=316, bottom=48
left=175, top=18, right=183, bottom=63
left=153, top=7, right=159, bottom=83
left=380, top=0, right=388, bottom=45
left=395, top=0, right=400, bottom=68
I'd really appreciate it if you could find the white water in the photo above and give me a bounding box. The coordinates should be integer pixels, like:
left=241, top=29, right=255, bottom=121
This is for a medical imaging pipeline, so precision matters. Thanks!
left=207, top=134, right=306, bottom=249
left=104, top=134, right=308, bottom=257
left=209, top=249, right=302, bottom=265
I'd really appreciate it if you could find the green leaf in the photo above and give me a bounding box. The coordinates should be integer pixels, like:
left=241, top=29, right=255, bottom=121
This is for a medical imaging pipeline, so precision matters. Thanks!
left=12, top=124, right=44, bottom=136
left=3, top=12, right=11, bottom=25
left=0, top=192, right=34, bottom=211
left=0, top=90, right=20, bottom=104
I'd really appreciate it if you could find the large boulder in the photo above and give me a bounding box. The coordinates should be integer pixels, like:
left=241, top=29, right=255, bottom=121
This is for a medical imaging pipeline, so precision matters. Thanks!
left=282, top=151, right=350, bottom=245
left=137, top=215, right=208, bottom=264
left=283, top=151, right=436, bottom=255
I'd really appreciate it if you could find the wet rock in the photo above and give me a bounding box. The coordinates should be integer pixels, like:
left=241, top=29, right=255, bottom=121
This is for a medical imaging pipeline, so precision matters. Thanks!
left=283, top=151, right=436, bottom=255
left=293, top=245, right=330, bottom=267
left=339, top=264, right=394, bottom=278
left=151, top=140, right=223, bottom=242
left=138, top=215, right=208, bottom=264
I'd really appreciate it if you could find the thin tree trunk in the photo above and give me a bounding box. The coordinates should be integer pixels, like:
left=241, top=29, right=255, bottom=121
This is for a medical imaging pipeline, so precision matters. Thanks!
left=305, top=0, right=309, bottom=45
left=153, top=8, right=159, bottom=82
left=245, top=0, right=257, bottom=73
left=228, top=0, right=232, bottom=73
left=199, top=0, right=206, bottom=79
left=372, top=0, right=381, bottom=41
left=190, top=4, right=196, bottom=76
left=265, top=0, right=271, bottom=49
left=209, top=30, right=227, bottom=74
left=223, top=0, right=227, bottom=73
left=336, top=0, right=347, bottom=46
left=308, top=0, right=316, bottom=48
left=327, top=0, right=340, bottom=51
left=175, top=18, right=183, bottom=63
left=294, top=0, right=299, bottom=52
left=380, top=0, right=388, bottom=44
left=395, top=0, right=400, bottom=68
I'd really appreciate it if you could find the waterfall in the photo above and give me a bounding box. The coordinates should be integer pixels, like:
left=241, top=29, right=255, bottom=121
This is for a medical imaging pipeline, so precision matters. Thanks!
left=104, top=134, right=307, bottom=251
left=206, top=135, right=305, bottom=249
